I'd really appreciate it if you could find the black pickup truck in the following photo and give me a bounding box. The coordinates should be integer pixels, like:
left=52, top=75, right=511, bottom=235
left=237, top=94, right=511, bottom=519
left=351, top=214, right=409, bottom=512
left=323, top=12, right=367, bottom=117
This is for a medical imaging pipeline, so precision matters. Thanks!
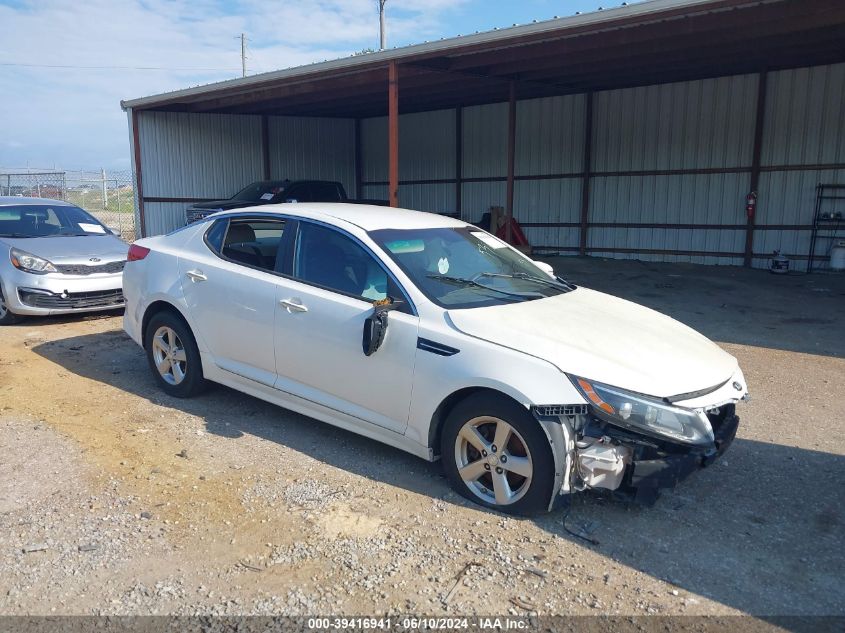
left=185, top=179, right=385, bottom=224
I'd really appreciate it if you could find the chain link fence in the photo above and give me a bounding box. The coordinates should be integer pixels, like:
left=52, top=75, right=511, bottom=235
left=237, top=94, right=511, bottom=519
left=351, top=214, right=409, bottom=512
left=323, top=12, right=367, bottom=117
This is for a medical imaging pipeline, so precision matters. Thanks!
left=0, top=169, right=136, bottom=241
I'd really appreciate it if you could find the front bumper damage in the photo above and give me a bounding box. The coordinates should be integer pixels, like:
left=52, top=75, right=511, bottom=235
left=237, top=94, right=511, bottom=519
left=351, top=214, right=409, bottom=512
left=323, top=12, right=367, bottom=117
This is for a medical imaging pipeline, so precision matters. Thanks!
left=537, top=401, right=741, bottom=508
left=623, top=405, right=739, bottom=504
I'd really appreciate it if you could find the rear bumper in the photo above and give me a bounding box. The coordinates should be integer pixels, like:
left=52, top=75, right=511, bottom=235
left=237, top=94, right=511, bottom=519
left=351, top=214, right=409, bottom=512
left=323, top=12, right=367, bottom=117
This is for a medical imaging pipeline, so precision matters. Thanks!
left=628, top=413, right=739, bottom=504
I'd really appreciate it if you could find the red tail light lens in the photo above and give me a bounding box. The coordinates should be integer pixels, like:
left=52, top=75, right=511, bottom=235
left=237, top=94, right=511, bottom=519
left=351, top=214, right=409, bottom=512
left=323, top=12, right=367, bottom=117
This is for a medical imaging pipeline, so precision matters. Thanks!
left=127, top=244, right=151, bottom=261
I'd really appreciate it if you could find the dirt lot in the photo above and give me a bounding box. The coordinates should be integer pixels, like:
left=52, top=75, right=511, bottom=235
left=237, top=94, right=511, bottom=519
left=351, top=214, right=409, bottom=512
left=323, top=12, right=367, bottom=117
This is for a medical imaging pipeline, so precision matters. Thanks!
left=1, top=258, right=843, bottom=617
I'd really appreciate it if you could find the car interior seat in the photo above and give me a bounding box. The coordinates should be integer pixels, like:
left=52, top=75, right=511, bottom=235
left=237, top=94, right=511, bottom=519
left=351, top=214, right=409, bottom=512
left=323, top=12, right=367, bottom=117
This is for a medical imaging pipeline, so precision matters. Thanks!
left=223, top=223, right=264, bottom=268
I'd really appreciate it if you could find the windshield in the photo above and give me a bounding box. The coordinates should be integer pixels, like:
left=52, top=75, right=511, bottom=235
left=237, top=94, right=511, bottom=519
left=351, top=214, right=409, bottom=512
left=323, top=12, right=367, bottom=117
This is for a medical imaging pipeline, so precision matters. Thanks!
left=0, top=204, right=110, bottom=238
left=232, top=181, right=289, bottom=202
left=371, top=226, right=573, bottom=309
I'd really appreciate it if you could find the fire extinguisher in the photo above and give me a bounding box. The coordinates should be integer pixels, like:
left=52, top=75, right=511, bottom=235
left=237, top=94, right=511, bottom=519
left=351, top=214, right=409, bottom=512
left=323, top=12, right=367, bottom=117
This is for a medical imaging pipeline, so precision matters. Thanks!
left=745, top=191, right=757, bottom=219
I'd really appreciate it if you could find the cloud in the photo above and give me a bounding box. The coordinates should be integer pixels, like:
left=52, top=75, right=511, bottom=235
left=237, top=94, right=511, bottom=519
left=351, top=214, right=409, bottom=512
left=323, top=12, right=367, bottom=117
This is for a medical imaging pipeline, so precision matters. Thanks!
left=0, top=0, right=467, bottom=170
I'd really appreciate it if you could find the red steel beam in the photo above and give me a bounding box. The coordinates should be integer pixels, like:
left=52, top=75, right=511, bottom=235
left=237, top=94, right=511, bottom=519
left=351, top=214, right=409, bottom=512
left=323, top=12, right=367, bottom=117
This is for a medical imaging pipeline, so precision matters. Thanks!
left=388, top=61, right=400, bottom=208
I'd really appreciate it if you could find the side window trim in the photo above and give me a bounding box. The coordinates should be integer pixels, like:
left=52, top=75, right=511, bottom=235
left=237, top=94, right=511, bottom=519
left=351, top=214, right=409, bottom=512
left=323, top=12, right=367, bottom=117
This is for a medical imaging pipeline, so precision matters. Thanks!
left=203, top=218, right=229, bottom=254
left=291, top=218, right=417, bottom=316
left=275, top=218, right=297, bottom=276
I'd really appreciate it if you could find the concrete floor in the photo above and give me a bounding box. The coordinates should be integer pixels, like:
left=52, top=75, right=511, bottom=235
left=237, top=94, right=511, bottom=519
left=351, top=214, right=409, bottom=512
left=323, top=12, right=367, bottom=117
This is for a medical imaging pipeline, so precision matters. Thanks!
left=542, top=256, right=845, bottom=359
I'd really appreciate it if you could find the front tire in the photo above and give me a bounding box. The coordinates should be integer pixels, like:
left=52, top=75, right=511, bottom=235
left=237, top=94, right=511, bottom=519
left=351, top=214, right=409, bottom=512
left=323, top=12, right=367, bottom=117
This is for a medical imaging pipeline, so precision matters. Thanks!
left=441, top=392, right=555, bottom=516
left=0, top=286, right=20, bottom=325
left=144, top=311, right=206, bottom=398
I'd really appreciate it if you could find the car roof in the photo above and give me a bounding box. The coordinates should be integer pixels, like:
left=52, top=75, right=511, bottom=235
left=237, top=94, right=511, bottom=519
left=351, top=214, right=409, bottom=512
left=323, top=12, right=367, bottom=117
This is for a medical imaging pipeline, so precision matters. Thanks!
left=0, top=196, right=74, bottom=207
left=225, top=203, right=468, bottom=232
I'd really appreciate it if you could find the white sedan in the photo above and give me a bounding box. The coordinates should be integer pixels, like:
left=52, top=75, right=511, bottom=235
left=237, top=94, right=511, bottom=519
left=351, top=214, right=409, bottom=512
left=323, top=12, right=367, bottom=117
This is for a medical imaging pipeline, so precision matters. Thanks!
left=123, top=204, right=748, bottom=515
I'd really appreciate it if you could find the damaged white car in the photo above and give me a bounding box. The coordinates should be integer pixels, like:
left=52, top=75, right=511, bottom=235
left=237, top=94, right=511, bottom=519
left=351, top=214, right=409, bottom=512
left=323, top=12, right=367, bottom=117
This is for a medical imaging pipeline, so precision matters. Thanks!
left=123, top=204, right=748, bottom=515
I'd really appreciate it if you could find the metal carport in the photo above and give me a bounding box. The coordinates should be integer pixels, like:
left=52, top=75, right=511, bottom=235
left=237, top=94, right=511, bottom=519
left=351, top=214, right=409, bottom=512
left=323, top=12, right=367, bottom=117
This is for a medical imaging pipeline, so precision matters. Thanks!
left=121, top=0, right=845, bottom=270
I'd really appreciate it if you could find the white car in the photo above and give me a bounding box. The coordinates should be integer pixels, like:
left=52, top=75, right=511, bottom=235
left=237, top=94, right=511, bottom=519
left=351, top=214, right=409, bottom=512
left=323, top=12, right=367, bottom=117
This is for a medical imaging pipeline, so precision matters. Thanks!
left=123, top=203, right=748, bottom=515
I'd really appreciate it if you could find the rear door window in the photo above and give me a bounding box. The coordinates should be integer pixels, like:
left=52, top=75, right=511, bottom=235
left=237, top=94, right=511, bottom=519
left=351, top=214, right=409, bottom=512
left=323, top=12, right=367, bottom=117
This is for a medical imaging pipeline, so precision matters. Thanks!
left=206, top=217, right=286, bottom=273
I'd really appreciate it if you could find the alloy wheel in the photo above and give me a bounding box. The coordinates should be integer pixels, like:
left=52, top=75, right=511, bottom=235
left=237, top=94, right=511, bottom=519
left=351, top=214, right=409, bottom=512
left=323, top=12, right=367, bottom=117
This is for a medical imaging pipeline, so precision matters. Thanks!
left=151, top=326, right=188, bottom=385
left=0, top=290, right=8, bottom=320
left=454, top=416, right=533, bottom=506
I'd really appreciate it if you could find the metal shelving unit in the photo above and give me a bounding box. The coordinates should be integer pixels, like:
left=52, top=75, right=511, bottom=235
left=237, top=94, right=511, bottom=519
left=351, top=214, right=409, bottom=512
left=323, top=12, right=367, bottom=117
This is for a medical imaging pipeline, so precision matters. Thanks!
left=808, top=184, right=845, bottom=273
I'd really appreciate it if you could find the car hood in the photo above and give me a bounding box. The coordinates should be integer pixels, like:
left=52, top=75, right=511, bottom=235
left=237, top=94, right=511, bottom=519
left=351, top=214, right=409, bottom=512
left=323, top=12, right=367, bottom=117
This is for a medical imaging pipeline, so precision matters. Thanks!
left=447, top=287, right=738, bottom=399
left=0, top=235, right=128, bottom=263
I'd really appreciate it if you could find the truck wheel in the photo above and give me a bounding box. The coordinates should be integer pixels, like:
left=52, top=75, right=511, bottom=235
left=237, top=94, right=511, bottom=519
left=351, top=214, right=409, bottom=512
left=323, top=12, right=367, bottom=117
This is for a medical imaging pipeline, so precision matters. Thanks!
left=441, top=392, right=555, bottom=516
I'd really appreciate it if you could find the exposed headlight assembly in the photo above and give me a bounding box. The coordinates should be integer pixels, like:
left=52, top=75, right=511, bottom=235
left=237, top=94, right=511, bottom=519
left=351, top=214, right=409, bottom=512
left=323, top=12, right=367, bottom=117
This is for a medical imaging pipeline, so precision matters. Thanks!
left=570, top=376, right=714, bottom=446
left=10, top=248, right=57, bottom=274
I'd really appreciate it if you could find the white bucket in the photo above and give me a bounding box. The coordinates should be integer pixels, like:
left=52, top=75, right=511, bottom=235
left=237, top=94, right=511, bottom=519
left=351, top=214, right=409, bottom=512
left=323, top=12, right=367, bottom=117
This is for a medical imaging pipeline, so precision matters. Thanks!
left=830, top=241, right=845, bottom=271
left=769, top=251, right=789, bottom=274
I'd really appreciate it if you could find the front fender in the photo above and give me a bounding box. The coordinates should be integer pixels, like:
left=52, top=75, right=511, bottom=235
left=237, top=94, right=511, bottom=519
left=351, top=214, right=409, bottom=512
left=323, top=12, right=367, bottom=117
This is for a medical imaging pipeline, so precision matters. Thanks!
left=407, top=325, right=585, bottom=475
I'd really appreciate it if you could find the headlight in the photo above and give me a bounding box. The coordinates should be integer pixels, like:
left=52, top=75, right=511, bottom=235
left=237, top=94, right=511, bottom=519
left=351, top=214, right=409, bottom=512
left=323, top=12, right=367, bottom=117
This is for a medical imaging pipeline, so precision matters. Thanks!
left=570, top=375, right=714, bottom=446
left=10, top=248, right=57, bottom=274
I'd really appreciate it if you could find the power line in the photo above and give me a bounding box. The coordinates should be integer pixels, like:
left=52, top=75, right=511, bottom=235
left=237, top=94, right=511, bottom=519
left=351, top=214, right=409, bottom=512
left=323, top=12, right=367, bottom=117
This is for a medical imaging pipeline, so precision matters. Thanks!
left=0, top=62, right=241, bottom=71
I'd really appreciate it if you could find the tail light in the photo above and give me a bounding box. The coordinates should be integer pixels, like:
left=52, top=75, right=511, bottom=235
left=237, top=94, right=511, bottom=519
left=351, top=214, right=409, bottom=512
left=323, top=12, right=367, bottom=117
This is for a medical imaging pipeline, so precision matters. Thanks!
left=127, top=244, right=151, bottom=261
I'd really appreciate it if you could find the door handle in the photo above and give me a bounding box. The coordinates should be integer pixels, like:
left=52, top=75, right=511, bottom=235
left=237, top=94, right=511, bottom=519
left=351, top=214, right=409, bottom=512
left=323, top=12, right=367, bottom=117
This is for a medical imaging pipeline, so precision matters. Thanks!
left=279, top=298, right=308, bottom=313
left=186, top=270, right=207, bottom=282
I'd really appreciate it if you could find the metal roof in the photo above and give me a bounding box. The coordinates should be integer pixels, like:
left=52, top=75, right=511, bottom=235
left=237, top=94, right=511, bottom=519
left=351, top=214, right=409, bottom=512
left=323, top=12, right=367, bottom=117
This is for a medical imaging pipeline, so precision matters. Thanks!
left=122, top=0, right=845, bottom=117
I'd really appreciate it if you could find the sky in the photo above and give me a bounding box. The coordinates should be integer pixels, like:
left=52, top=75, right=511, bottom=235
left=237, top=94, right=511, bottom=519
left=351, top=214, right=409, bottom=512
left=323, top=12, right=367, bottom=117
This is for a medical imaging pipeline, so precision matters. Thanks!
left=0, top=1, right=633, bottom=171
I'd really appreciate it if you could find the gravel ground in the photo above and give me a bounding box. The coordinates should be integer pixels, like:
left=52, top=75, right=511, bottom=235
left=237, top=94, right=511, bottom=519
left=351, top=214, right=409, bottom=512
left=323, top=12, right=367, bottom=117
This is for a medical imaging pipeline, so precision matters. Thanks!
left=0, top=258, right=843, bottom=617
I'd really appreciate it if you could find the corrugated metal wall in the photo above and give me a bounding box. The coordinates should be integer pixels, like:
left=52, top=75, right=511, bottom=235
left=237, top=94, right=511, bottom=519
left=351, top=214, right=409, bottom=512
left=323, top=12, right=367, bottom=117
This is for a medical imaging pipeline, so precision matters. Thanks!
left=356, top=63, right=844, bottom=270
left=142, top=201, right=193, bottom=237
left=361, top=109, right=456, bottom=213
left=137, top=111, right=263, bottom=199
left=588, top=74, right=758, bottom=265
left=513, top=95, right=585, bottom=251
left=755, top=63, right=845, bottom=269
left=135, top=111, right=355, bottom=235
left=136, top=62, right=845, bottom=268
left=267, top=116, right=355, bottom=194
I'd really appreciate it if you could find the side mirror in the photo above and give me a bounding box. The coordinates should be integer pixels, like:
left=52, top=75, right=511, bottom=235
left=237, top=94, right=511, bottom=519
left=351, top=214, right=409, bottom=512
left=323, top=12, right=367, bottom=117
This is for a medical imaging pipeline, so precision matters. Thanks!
left=533, top=260, right=556, bottom=278
left=362, top=298, right=404, bottom=356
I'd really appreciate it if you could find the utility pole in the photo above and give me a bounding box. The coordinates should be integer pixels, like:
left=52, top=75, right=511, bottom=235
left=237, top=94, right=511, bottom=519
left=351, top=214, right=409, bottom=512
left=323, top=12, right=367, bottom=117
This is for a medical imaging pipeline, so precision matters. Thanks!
left=378, top=0, right=387, bottom=50
left=101, top=167, right=108, bottom=209
left=240, top=33, right=247, bottom=77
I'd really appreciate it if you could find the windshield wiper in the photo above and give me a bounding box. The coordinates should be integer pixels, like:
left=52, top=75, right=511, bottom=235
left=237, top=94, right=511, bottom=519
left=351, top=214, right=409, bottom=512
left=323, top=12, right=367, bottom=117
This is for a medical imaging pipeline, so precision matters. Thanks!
left=476, top=271, right=575, bottom=292
left=426, top=274, right=537, bottom=301
left=0, top=233, right=35, bottom=238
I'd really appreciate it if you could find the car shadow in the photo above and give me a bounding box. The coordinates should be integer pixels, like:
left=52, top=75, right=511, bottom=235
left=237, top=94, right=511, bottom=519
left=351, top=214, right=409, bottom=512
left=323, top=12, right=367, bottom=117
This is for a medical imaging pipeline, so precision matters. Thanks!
left=33, top=331, right=845, bottom=616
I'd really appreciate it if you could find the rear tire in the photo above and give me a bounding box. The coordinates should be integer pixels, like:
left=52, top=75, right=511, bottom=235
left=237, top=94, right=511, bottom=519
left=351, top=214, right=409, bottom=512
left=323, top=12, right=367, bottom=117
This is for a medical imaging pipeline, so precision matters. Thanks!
left=441, top=392, right=555, bottom=516
left=144, top=311, right=206, bottom=398
left=0, top=286, right=20, bottom=325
